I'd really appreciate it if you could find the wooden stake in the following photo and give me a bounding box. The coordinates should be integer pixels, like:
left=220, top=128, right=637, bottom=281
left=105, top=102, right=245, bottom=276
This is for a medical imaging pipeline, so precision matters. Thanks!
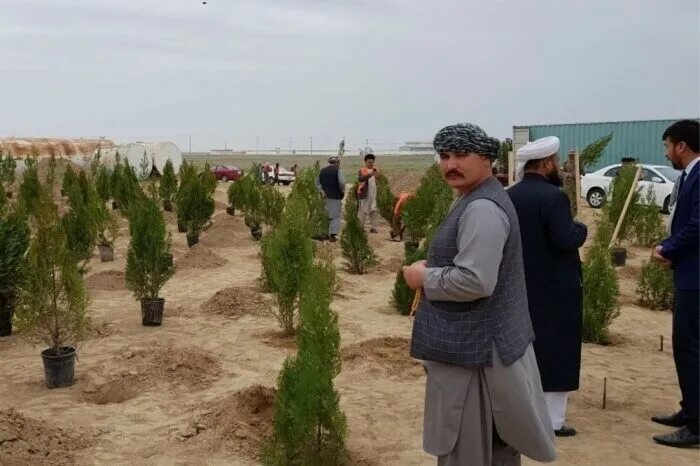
left=603, top=377, right=607, bottom=409
left=409, top=288, right=422, bottom=317
left=609, top=165, right=643, bottom=248
left=659, top=335, right=664, bottom=352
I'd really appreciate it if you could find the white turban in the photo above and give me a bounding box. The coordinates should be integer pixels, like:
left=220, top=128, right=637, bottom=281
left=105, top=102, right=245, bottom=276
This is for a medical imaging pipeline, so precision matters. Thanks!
left=515, top=136, right=560, bottom=182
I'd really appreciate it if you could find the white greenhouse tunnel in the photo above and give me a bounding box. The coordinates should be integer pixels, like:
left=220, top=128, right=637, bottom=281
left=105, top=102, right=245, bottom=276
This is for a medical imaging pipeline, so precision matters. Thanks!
left=99, top=142, right=183, bottom=175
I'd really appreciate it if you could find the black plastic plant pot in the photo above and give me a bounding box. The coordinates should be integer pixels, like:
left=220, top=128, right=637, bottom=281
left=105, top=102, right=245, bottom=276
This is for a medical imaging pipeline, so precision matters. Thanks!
left=98, top=245, right=114, bottom=262
left=41, top=347, right=76, bottom=389
left=226, top=206, right=236, bottom=216
left=186, top=234, right=199, bottom=248
left=611, top=248, right=627, bottom=267
left=141, top=298, right=165, bottom=326
left=0, top=304, right=14, bottom=337
left=163, top=200, right=173, bottom=212
left=177, top=221, right=187, bottom=233
left=112, top=201, right=118, bottom=210
left=164, top=253, right=174, bottom=268
left=251, top=225, right=263, bottom=241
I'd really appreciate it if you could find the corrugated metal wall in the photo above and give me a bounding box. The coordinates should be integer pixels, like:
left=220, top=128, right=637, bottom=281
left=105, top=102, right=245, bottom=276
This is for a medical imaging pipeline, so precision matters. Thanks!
left=515, top=119, right=698, bottom=172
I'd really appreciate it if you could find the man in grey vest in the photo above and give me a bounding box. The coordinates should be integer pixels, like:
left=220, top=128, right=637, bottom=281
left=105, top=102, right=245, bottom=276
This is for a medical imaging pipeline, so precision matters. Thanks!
left=403, top=123, right=557, bottom=465
left=315, top=155, right=346, bottom=242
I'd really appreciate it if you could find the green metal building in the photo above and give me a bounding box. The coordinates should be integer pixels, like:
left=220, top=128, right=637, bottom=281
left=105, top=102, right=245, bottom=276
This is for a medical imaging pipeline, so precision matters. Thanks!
left=513, top=119, right=699, bottom=172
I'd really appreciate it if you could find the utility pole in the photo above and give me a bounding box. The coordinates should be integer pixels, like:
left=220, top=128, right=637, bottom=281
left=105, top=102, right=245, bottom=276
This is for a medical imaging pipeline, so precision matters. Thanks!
left=289, top=140, right=292, bottom=154
left=310, top=136, right=313, bottom=156
left=256, top=136, right=259, bottom=155
left=189, top=134, right=192, bottom=153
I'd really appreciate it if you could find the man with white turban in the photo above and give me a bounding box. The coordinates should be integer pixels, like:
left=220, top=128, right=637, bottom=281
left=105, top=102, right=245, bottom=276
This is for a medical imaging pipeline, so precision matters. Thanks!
left=403, top=123, right=556, bottom=465
left=508, top=137, right=588, bottom=437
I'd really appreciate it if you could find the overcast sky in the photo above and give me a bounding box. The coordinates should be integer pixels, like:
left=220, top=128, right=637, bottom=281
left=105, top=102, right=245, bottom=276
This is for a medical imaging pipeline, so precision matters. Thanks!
left=1, top=0, right=698, bottom=151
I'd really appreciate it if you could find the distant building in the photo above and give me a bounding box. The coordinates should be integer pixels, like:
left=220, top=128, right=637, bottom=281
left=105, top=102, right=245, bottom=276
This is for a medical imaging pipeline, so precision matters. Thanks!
left=513, top=118, right=699, bottom=172
left=399, top=141, right=434, bottom=153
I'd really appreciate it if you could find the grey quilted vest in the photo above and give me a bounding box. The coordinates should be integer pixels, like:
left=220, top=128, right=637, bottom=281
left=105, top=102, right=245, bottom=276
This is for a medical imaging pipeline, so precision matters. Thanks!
left=410, top=177, right=534, bottom=368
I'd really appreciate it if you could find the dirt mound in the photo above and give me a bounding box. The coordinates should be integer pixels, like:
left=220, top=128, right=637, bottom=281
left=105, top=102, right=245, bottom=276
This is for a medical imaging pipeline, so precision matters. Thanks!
left=85, top=270, right=127, bottom=291
left=200, top=213, right=254, bottom=248
left=176, top=244, right=229, bottom=270
left=342, top=337, right=423, bottom=377
left=257, top=330, right=297, bottom=350
left=617, top=265, right=640, bottom=280
left=370, top=256, right=405, bottom=275
left=201, top=287, right=271, bottom=319
left=118, top=345, right=222, bottom=391
left=82, top=379, right=138, bottom=405
left=178, top=385, right=277, bottom=459
left=87, top=321, right=119, bottom=339
left=0, top=409, right=96, bottom=465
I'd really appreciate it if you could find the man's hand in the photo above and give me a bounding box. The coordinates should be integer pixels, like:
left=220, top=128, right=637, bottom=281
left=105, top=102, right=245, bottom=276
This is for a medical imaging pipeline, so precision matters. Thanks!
left=652, top=245, right=672, bottom=267
left=402, top=260, right=427, bottom=290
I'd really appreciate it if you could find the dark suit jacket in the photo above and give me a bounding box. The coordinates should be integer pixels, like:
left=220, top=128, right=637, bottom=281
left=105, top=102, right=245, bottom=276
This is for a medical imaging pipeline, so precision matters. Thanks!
left=661, top=161, right=699, bottom=290
left=508, top=173, right=588, bottom=391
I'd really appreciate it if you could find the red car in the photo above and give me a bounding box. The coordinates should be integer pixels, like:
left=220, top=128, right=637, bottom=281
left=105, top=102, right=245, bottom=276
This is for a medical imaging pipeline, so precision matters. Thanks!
left=210, top=164, right=243, bottom=182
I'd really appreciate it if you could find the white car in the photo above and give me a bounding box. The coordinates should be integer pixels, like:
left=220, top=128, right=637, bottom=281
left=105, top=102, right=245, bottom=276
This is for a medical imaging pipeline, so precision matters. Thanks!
left=581, top=163, right=681, bottom=213
left=262, top=166, right=296, bottom=185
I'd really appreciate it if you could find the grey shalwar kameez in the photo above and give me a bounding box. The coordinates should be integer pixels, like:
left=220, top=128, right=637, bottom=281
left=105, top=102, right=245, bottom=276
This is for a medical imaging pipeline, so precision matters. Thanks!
left=414, top=194, right=557, bottom=466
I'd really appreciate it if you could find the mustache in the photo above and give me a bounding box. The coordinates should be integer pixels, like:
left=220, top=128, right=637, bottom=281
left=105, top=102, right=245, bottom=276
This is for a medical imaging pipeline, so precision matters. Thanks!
left=445, top=170, right=464, bottom=178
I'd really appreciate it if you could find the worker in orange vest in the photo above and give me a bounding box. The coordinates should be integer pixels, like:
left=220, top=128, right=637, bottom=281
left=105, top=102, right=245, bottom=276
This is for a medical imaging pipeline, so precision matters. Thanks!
left=390, top=192, right=414, bottom=241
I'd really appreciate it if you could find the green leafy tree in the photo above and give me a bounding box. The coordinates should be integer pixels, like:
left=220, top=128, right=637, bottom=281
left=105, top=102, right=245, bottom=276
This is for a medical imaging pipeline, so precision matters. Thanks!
left=63, top=171, right=101, bottom=266
left=125, top=196, right=174, bottom=302
left=139, top=150, right=152, bottom=181
left=630, top=187, right=665, bottom=247
left=0, top=207, right=30, bottom=336
left=62, top=164, right=77, bottom=195
left=604, top=164, right=641, bottom=247
left=18, top=157, right=42, bottom=216
left=261, top=197, right=314, bottom=335
left=289, top=165, right=328, bottom=238
left=637, top=260, right=673, bottom=311
left=582, top=219, right=620, bottom=344
left=375, top=173, right=395, bottom=224
left=177, top=166, right=215, bottom=240
left=392, top=245, right=426, bottom=315
left=340, top=199, right=376, bottom=274
left=403, top=164, right=453, bottom=243
left=94, top=163, right=111, bottom=203
left=260, top=185, right=286, bottom=227
left=159, top=158, right=178, bottom=208
left=580, top=133, right=613, bottom=173
left=201, top=162, right=218, bottom=195
left=0, top=150, right=17, bottom=193
left=15, top=182, right=89, bottom=351
left=496, top=139, right=512, bottom=175
left=263, top=261, right=346, bottom=465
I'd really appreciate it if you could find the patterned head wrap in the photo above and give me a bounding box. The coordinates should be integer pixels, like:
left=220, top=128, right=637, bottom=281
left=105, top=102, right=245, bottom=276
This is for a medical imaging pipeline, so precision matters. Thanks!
left=328, top=155, right=340, bottom=164
left=433, top=123, right=500, bottom=160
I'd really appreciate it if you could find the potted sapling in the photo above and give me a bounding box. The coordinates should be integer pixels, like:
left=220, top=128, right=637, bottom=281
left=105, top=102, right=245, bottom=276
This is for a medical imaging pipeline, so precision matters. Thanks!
left=178, top=170, right=214, bottom=247
left=15, top=187, right=89, bottom=388
left=125, top=196, right=174, bottom=326
left=97, top=208, right=119, bottom=262
left=159, top=158, right=178, bottom=212
left=0, top=207, right=30, bottom=336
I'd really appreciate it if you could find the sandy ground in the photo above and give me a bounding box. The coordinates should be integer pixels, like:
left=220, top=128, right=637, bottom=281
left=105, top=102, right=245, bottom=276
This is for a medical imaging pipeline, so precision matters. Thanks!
left=1, top=181, right=698, bottom=466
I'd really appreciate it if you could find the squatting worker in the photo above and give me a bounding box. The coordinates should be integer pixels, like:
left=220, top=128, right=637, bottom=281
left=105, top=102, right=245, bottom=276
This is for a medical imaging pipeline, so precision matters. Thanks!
left=315, top=155, right=346, bottom=243
left=402, top=122, right=556, bottom=466
left=357, top=151, right=380, bottom=233
left=508, top=136, right=588, bottom=437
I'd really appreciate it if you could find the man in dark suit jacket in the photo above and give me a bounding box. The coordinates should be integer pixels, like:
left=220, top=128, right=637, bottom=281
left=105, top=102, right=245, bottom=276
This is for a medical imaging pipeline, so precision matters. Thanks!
left=652, top=119, right=700, bottom=448
left=508, top=136, right=588, bottom=437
